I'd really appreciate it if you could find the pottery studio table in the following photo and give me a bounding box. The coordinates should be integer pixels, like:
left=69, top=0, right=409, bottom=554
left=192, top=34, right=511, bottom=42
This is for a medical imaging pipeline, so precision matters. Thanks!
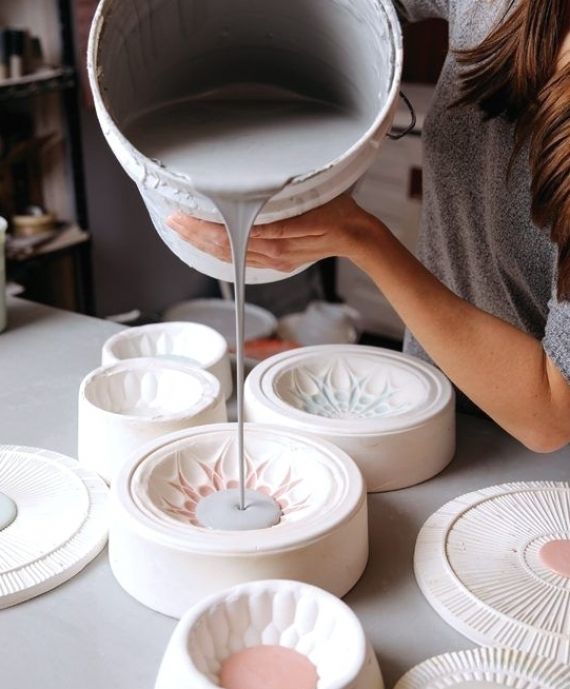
left=0, top=297, right=569, bottom=689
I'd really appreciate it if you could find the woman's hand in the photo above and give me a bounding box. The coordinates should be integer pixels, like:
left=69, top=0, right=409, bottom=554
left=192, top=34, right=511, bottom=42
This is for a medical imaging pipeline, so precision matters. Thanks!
left=167, top=194, right=379, bottom=273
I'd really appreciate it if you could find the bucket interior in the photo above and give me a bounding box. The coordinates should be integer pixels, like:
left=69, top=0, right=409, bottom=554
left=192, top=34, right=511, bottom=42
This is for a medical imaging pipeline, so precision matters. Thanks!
left=94, top=0, right=396, bottom=148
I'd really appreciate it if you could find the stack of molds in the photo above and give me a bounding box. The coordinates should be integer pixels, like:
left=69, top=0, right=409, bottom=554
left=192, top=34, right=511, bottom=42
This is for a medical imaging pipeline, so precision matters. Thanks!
left=245, top=346, right=455, bottom=492
left=102, top=322, right=233, bottom=399
left=155, top=580, right=384, bottom=689
left=109, top=424, right=368, bottom=617
left=78, top=359, right=226, bottom=483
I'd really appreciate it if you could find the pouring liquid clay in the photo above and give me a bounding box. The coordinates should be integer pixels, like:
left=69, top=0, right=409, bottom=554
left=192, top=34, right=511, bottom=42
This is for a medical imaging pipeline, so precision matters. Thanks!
left=127, top=85, right=367, bottom=529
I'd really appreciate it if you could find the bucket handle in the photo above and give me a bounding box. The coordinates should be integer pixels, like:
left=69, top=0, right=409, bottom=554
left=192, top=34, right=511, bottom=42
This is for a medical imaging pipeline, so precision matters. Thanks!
left=387, top=91, right=417, bottom=140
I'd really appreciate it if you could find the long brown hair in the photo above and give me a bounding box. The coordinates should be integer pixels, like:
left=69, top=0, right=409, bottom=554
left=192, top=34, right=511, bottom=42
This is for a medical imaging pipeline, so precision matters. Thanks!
left=456, top=0, right=570, bottom=300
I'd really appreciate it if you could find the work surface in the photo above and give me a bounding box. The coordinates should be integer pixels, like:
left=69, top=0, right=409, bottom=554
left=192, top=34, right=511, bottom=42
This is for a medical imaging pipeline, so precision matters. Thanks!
left=0, top=298, right=568, bottom=689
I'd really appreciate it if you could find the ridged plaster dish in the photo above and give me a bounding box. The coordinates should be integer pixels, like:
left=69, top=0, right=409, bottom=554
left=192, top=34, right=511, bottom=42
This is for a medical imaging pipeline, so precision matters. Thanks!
left=0, top=445, right=108, bottom=609
left=101, top=322, right=233, bottom=399
left=109, top=424, right=368, bottom=617
left=87, top=0, right=402, bottom=284
left=244, top=346, right=455, bottom=492
left=394, top=647, right=570, bottom=689
left=414, top=482, right=570, bottom=664
left=155, top=580, right=383, bottom=689
left=78, top=359, right=226, bottom=483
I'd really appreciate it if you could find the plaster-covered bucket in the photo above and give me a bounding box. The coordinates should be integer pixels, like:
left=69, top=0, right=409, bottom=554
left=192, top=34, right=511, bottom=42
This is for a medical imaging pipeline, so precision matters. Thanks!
left=88, top=0, right=403, bottom=283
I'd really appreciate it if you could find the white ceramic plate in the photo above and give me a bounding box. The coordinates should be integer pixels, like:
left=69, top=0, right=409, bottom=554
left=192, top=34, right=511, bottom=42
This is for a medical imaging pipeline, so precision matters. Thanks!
left=0, top=445, right=108, bottom=609
left=414, top=482, right=570, bottom=664
left=394, top=646, right=570, bottom=689
left=163, top=299, right=277, bottom=348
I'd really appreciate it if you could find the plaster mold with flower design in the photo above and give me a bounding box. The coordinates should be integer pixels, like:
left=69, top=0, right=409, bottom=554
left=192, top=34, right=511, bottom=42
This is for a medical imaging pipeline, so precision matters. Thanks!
left=155, top=580, right=383, bottom=689
left=109, top=424, right=368, bottom=617
left=78, top=358, right=227, bottom=484
left=101, top=322, right=233, bottom=399
left=244, top=345, right=455, bottom=492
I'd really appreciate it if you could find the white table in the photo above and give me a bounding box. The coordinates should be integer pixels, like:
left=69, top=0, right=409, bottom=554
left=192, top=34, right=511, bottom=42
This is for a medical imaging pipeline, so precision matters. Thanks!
left=0, top=298, right=568, bottom=688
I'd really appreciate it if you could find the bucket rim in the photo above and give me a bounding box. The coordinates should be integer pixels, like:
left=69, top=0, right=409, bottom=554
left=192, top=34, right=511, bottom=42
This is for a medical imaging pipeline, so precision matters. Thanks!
left=87, top=0, right=403, bottom=196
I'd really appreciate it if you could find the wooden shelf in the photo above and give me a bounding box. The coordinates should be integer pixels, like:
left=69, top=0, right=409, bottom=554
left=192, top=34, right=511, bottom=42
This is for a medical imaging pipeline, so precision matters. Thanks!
left=6, top=223, right=90, bottom=262
left=0, top=67, right=76, bottom=101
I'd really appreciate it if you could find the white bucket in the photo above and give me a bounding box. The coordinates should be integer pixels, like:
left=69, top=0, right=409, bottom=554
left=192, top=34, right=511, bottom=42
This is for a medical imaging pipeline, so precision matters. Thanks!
left=88, top=0, right=403, bottom=283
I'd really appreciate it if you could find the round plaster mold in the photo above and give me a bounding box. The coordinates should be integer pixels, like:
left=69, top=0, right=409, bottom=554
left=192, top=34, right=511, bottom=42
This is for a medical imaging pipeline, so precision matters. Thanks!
left=102, top=322, right=233, bottom=399
left=394, top=646, right=570, bottom=689
left=78, top=358, right=226, bottom=483
left=110, top=424, right=368, bottom=617
left=244, top=346, right=455, bottom=492
left=414, top=482, right=570, bottom=664
left=155, top=579, right=383, bottom=689
left=0, top=445, right=108, bottom=609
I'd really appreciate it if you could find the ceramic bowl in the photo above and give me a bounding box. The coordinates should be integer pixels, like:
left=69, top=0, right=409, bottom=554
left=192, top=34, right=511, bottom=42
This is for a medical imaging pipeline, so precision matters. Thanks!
left=109, top=424, right=367, bottom=617
left=244, top=345, right=455, bottom=492
left=102, top=322, right=233, bottom=399
left=78, top=359, right=226, bottom=483
left=155, top=580, right=383, bottom=689
left=163, top=299, right=277, bottom=350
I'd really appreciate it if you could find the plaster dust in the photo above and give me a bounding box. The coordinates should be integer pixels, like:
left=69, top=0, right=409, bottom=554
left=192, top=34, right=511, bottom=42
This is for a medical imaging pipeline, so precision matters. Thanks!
left=219, top=645, right=318, bottom=689
left=126, top=84, right=368, bottom=528
left=539, top=539, right=570, bottom=579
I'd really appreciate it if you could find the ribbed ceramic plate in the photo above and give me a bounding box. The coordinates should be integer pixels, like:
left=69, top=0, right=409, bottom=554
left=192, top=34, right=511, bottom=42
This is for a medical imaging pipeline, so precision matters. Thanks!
left=414, top=482, right=570, bottom=663
left=0, top=445, right=108, bottom=608
left=394, top=647, right=570, bottom=689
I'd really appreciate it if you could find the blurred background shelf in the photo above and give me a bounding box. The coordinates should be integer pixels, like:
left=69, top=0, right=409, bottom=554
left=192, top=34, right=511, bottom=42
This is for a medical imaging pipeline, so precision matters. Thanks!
left=0, top=0, right=93, bottom=314
left=0, top=66, right=76, bottom=101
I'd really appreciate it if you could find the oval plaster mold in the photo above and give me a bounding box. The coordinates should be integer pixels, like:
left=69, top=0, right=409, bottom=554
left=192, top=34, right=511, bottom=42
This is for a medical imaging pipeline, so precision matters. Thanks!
left=109, top=424, right=368, bottom=617
left=245, top=345, right=455, bottom=492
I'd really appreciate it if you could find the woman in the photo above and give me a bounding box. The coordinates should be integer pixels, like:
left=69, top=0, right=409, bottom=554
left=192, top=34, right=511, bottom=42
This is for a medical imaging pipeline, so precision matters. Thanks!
left=168, top=0, right=570, bottom=452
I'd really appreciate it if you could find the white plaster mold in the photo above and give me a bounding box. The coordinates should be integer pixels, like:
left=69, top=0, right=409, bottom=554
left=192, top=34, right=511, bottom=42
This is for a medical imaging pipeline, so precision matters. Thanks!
left=102, top=322, right=233, bottom=399
left=394, top=646, right=570, bottom=689
left=109, top=424, right=368, bottom=617
left=78, top=358, right=227, bottom=483
left=87, top=0, right=403, bottom=283
left=0, top=445, right=108, bottom=609
left=245, top=346, right=455, bottom=492
left=155, top=579, right=383, bottom=689
left=414, top=482, right=570, bottom=664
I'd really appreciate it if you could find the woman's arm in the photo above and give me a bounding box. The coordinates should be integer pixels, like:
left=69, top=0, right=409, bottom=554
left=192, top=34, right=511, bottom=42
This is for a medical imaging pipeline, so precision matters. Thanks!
left=168, top=196, right=570, bottom=452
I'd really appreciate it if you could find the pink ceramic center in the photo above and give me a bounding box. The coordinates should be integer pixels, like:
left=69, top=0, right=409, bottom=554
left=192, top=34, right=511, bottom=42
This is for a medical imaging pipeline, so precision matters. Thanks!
left=219, top=645, right=318, bottom=689
left=539, top=539, right=570, bottom=578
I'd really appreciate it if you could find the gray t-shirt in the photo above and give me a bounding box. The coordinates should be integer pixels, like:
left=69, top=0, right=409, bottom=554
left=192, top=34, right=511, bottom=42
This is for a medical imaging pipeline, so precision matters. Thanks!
left=395, top=0, right=570, bottom=386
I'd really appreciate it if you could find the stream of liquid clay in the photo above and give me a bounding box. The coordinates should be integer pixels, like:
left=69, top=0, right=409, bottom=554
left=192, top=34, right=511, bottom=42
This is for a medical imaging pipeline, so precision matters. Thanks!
left=127, top=86, right=366, bottom=528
